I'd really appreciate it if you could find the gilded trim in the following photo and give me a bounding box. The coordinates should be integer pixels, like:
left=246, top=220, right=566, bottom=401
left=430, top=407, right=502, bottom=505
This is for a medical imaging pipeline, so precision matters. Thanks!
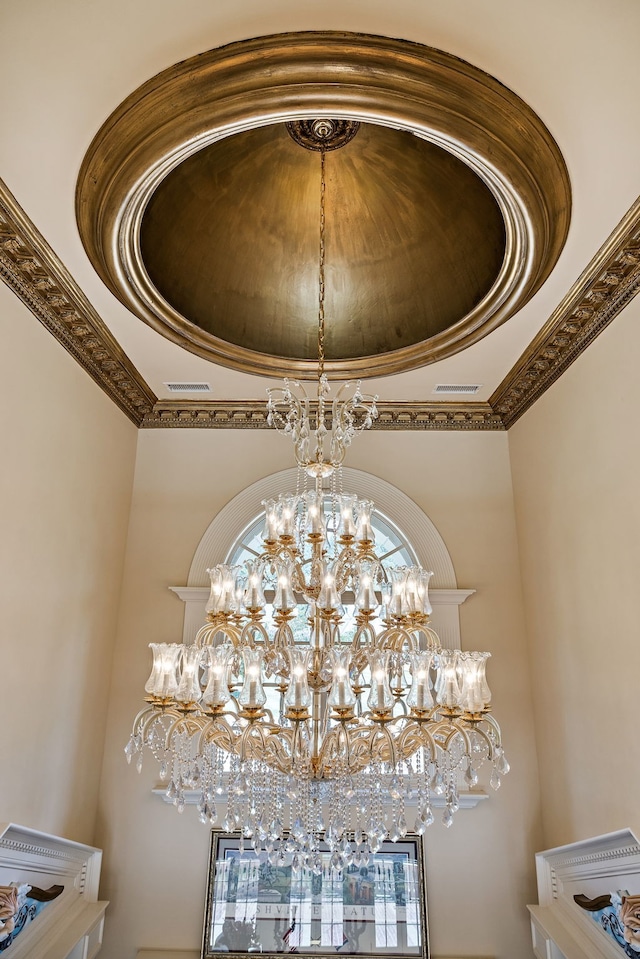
left=141, top=400, right=504, bottom=431
left=490, top=196, right=640, bottom=428
left=76, top=31, right=571, bottom=379
left=0, top=177, right=156, bottom=426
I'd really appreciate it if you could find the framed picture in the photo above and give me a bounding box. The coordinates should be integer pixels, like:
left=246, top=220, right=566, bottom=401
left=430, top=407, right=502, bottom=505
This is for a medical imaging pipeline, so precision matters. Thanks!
left=202, top=832, right=428, bottom=959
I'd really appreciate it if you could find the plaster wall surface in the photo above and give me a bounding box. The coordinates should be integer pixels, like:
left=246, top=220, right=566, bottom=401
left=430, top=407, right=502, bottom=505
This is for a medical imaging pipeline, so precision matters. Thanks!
left=509, top=296, right=640, bottom=849
left=97, top=427, right=539, bottom=959
left=0, top=280, right=138, bottom=843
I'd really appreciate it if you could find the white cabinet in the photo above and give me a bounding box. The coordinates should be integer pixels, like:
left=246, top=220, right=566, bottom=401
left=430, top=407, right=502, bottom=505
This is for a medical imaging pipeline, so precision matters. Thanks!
left=0, top=822, right=108, bottom=959
left=528, top=827, right=640, bottom=959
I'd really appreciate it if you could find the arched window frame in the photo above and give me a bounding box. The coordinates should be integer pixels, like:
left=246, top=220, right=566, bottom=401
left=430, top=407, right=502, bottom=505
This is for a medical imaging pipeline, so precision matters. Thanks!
left=170, top=468, right=475, bottom=649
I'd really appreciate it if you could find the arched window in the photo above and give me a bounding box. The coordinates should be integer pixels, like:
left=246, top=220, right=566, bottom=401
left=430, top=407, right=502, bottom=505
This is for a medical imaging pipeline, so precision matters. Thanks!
left=223, top=504, right=419, bottom=648
left=226, top=505, right=417, bottom=568
left=171, top=468, right=474, bottom=651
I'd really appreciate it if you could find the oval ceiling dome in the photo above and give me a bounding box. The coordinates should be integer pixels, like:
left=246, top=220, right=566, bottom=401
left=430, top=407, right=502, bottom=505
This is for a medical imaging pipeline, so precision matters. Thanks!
left=139, top=122, right=506, bottom=363
left=76, top=32, right=571, bottom=378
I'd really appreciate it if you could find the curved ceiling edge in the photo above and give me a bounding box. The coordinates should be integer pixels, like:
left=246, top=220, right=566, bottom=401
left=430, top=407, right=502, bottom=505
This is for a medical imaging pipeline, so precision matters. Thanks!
left=76, top=31, right=572, bottom=379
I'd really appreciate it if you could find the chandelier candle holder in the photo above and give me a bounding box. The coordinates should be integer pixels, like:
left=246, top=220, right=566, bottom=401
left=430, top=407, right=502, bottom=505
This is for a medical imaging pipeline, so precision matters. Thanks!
left=125, top=121, right=509, bottom=873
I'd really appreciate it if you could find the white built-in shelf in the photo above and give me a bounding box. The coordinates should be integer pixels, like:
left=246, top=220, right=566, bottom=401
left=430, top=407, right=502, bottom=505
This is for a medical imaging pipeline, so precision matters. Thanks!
left=0, top=822, right=108, bottom=959
left=528, top=827, right=640, bottom=959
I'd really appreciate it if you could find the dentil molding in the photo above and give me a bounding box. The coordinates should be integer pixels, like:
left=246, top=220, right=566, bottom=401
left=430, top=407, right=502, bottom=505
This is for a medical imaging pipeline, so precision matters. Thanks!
left=141, top=400, right=504, bottom=430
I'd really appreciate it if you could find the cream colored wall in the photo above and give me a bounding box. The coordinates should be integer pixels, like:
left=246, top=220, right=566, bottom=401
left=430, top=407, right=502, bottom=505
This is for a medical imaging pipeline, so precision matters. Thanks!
left=0, top=282, right=138, bottom=844
left=509, top=296, right=640, bottom=850
left=97, top=427, right=539, bottom=959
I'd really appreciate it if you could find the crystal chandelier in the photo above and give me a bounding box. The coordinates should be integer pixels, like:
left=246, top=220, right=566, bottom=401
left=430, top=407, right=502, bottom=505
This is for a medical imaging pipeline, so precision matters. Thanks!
left=126, top=119, right=509, bottom=870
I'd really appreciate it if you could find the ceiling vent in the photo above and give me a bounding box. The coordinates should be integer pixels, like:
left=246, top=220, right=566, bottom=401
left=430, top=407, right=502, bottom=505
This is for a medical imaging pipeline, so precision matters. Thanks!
left=164, top=382, right=212, bottom=394
left=433, top=384, right=482, bottom=395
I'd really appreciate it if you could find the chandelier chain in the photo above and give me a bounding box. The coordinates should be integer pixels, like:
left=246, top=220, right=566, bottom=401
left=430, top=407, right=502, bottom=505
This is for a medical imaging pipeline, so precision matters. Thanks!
left=318, top=148, right=326, bottom=391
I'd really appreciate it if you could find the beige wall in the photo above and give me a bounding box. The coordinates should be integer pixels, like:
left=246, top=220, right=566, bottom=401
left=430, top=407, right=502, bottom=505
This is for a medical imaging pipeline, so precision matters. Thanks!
left=0, top=282, right=137, bottom=844
left=97, top=427, right=539, bottom=959
left=509, top=296, right=640, bottom=849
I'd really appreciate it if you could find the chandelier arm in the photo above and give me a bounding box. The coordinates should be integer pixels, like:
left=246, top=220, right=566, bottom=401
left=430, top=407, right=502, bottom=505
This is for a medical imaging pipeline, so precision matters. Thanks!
left=352, top=622, right=377, bottom=649
left=290, top=719, right=310, bottom=768
left=347, top=731, right=376, bottom=768
left=199, top=716, right=238, bottom=754
left=467, top=717, right=500, bottom=760
left=413, top=722, right=439, bottom=761
left=376, top=624, right=416, bottom=652
left=237, top=717, right=282, bottom=763
left=239, top=621, right=270, bottom=647
left=380, top=722, right=400, bottom=768
left=163, top=713, right=206, bottom=752
left=194, top=622, right=218, bottom=646
left=263, top=727, right=297, bottom=773
left=480, top=711, right=502, bottom=740
left=199, top=622, right=242, bottom=648
left=393, top=722, right=425, bottom=759
left=367, top=724, right=396, bottom=767
left=141, top=705, right=182, bottom=741
left=440, top=721, right=473, bottom=757
left=132, top=703, right=158, bottom=735
left=317, top=722, right=351, bottom=775
left=419, top=625, right=442, bottom=649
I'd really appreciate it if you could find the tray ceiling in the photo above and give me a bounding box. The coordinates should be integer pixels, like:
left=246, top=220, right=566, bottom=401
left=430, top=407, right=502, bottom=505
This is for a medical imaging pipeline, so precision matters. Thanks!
left=0, top=1, right=638, bottom=426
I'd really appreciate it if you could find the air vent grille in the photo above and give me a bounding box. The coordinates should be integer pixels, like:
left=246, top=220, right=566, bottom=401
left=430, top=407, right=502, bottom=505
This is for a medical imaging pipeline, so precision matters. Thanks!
left=165, top=382, right=212, bottom=394
left=433, top=384, right=482, bottom=395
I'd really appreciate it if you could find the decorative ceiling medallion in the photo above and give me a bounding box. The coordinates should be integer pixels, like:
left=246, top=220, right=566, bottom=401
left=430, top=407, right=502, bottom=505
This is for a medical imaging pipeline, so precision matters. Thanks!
left=285, top=118, right=361, bottom=152
left=76, top=31, right=572, bottom=380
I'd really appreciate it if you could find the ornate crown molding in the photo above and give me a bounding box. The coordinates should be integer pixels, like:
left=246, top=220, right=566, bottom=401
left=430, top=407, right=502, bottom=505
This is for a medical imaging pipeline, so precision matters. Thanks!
left=490, top=195, right=640, bottom=428
left=2, top=173, right=639, bottom=433
left=0, top=177, right=156, bottom=426
left=141, top=399, right=504, bottom=431
left=76, top=31, right=571, bottom=379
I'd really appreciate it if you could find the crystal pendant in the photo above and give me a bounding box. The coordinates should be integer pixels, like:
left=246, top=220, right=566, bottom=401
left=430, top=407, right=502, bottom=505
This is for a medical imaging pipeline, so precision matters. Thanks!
left=464, top=764, right=479, bottom=787
left=496, top=750, right=511, bottom=775
left=165, top=780, right=177, bottom=802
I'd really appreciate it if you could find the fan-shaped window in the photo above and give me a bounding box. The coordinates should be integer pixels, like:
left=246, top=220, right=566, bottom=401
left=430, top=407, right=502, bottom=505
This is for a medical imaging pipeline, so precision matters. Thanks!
left=222, top=505, right=419, bottom=698
left=226, top=506, right=417, bottom=568
left=175, top=468, right=470, bottom=653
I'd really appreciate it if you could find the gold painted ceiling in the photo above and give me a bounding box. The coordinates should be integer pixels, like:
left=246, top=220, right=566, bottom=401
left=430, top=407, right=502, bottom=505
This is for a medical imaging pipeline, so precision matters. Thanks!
left=139, top=121, right=506, bottom=362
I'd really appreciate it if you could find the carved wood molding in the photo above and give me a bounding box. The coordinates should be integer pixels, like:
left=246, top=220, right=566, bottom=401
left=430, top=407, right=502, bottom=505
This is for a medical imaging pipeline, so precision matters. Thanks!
left=490, top=196, right=640, bottom=428
left=141, top=400, right=504, bottom=430
left=0, top=177, right=156, bottom=426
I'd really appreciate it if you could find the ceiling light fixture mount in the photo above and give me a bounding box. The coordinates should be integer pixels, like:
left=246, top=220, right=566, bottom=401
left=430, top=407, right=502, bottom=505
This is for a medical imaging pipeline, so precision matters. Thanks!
left=286, top=118, right=360, bottom=152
